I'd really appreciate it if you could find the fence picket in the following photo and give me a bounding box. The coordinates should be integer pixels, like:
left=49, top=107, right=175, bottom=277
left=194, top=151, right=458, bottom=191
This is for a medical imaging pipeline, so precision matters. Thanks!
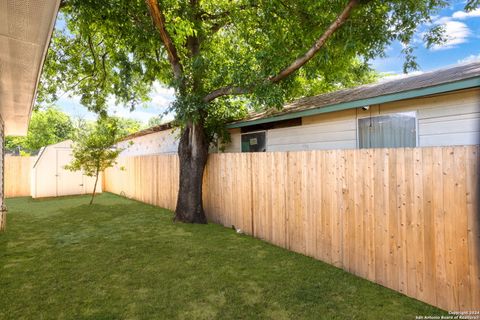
left=84, top=146, right=480, bottom=311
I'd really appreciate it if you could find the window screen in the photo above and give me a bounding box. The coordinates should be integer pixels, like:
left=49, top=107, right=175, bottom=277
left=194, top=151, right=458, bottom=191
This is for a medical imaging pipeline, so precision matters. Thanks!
left=358, top=112, right=416, bottom=148
left=241, top=132, right=266, bottom=152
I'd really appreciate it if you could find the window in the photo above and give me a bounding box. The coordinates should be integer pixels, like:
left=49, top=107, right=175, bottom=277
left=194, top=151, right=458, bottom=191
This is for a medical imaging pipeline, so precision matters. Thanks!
left=358, top=112, right=416, bottom=148
left=241, top=131, right=266, bottom=152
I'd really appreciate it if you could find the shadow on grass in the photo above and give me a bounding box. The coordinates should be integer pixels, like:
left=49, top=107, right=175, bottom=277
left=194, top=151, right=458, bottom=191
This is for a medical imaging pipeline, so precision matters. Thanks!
left=0, top=193, right=446, bottom=320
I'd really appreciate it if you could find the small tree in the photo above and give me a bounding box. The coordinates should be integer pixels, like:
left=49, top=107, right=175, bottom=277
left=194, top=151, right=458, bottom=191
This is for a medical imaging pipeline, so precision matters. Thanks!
left=65, top=117, right=124, bottom=205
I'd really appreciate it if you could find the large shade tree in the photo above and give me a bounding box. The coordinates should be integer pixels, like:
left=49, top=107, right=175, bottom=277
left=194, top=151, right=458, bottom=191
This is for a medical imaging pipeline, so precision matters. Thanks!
left=40, top=0, right=467, bottom=223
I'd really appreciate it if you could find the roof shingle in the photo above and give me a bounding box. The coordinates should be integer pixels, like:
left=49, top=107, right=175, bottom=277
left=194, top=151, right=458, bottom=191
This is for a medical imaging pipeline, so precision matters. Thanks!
left=239, top=62, right=480, bottom=122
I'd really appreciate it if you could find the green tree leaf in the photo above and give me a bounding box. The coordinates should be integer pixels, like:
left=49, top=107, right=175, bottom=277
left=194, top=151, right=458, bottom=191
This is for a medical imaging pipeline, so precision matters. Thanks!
left=65, top=117, right=125, bottom=204
left=5, top=107, right=74, bottom=154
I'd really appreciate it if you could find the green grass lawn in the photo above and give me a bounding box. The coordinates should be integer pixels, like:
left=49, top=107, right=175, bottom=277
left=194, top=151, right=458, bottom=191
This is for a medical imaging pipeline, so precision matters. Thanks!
left=0, top=193, right=444, bottom=319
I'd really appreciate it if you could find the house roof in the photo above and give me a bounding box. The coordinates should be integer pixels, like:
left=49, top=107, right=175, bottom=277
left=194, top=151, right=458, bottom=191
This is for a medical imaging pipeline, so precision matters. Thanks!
left=0, top=0, right=61, bottom=136
left=227, top=62, right=480, bottom=128
left=121, top=62, right=480, bottom=140
left=119, top=122, right=173, bottom=142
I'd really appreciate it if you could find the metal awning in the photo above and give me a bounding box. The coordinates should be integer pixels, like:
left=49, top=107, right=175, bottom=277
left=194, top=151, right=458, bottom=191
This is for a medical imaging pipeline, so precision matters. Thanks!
left=0, top=0, right=60, bottom=136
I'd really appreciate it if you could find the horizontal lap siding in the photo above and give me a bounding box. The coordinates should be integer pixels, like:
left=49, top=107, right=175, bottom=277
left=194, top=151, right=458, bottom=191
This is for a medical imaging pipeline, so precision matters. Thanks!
left=420, top=116, right=479, bottom=135
left=267, top=119, right=357, bottom=151
left=381, top=89, right=480, bottom=147
left=226, top=88, right=480, bottom=152
left=418, top=112, right=480, bottom=146
left=104, top=146, right=480, bottom=311
left=420, top=132, right=480, bottom=147
left=223, top=128, right=241, bottom=153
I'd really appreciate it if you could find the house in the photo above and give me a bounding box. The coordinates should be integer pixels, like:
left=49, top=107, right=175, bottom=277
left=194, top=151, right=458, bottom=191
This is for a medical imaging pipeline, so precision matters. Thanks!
left=0, top=0, right=61, bottom=230
left=118, top=62, right=480, bottom=156
left=117, top=123, right=177, bottom=156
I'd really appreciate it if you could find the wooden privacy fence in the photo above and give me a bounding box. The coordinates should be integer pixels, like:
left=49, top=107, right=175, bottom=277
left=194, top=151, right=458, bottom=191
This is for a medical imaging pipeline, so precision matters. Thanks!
left=104, top=146, right=480, bottom=311
left=5, top=156, right=32, bottom=198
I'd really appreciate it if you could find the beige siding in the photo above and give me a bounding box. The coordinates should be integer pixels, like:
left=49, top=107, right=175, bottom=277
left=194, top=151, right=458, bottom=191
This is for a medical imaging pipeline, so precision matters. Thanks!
left=223, top=128, right=241, bottom=153
left=376, top=88, right=480, bottom=147
left=377, top=88, right=479, bottom=116
left=118, top=128, right=179, bottom=156
left=226, top=88, right=480, bottom=152
left=302, top=108, right=357, bottom=125
left=267, top=119, right=356, bottom=151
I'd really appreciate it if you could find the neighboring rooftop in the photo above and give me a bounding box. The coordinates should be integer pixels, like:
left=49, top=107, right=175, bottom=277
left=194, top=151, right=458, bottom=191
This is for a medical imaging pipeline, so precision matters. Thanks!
left=121, top=62, right=480, bottom=140
left=119, top=122, right=173, bottom=141
left=228, top=62, right=480, bottom=128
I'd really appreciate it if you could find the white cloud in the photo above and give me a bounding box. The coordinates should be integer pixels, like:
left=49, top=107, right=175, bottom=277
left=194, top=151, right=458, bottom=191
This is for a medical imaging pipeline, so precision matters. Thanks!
left=452, top=8, right=480, bottom=19
left=378, top=70, right=424, bottom=82
left=55, top=81, right=176, bottom=125
left=106, top=100, right=155, bottom=124
left=106, top=87, right=175, bottom=124
left=57, top=95, right=98, bottom=121
left=457, top=53, right=480, bottom=64
left=57, top=95, right=166, bottom=124
left=149, top=82, right=175, bottom=112
left=433, top=16, right=453, bottom=24
left=431, top=21, right=471, bottom=50
left=427, top=7, right=478, bottom=51
left=369, top=55, right=404, bottom=74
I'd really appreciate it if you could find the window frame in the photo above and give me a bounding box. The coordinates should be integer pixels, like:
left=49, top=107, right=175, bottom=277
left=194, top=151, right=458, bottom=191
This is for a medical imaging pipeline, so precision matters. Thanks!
left=240, top=130, right=267, bottom=153
left=356, top=111, right=419, bottom=149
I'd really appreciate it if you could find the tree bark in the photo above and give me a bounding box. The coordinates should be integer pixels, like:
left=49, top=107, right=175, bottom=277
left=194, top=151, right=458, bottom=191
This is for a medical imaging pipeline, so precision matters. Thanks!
left=145, top=0, right=184, bottom=83
left=174, top=122, right=209, bottom=223
left=89, top=169, right=100, bottom=205
left=0, top=210, right=6, bottom=231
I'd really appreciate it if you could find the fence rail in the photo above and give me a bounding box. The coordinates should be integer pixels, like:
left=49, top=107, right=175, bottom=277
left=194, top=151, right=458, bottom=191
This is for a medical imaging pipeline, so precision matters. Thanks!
left=104, top=146, right=480, bottom=311
left=5, top=156, right=32, bottom=198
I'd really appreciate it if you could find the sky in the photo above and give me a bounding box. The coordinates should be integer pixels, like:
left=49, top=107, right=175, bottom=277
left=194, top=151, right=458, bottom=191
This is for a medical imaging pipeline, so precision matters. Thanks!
left=56, top=82, right=176, bottom=124
left=371, top=1, right=480, bottom=73
left=56, top=1, right=480, bottom=125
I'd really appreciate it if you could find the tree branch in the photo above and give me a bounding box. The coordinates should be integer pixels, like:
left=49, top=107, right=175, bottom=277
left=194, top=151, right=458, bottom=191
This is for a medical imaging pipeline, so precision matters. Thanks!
left=199, top=4, right=258, bottom=21
left=270, top=0, right=359, bottom=83
left=87, top=35, right=98, bottom=73
left=209, top=21, right=230, bottom=34
left=187, top=0, right=201, bottom=58
left=145, top=0, right=184, bottom=82
left=203, top=86, right=250, bottom=102
left=203, top=0, right=360, bottom=102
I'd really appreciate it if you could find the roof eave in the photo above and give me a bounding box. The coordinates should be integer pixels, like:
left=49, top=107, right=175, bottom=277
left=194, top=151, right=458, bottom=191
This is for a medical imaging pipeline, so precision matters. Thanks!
left=226, top=76, right=480, bottom=129
left=1, top=0, right=62, bottom=136
left=24, top=0, right=62, bottom=136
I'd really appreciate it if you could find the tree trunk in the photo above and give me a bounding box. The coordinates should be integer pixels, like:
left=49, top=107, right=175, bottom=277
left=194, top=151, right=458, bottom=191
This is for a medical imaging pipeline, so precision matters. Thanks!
left=0, top=210, right=6, bottom=231
left=89, top=169, right=100, bottom=205
left=174, top=121, right=209, bottom=223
